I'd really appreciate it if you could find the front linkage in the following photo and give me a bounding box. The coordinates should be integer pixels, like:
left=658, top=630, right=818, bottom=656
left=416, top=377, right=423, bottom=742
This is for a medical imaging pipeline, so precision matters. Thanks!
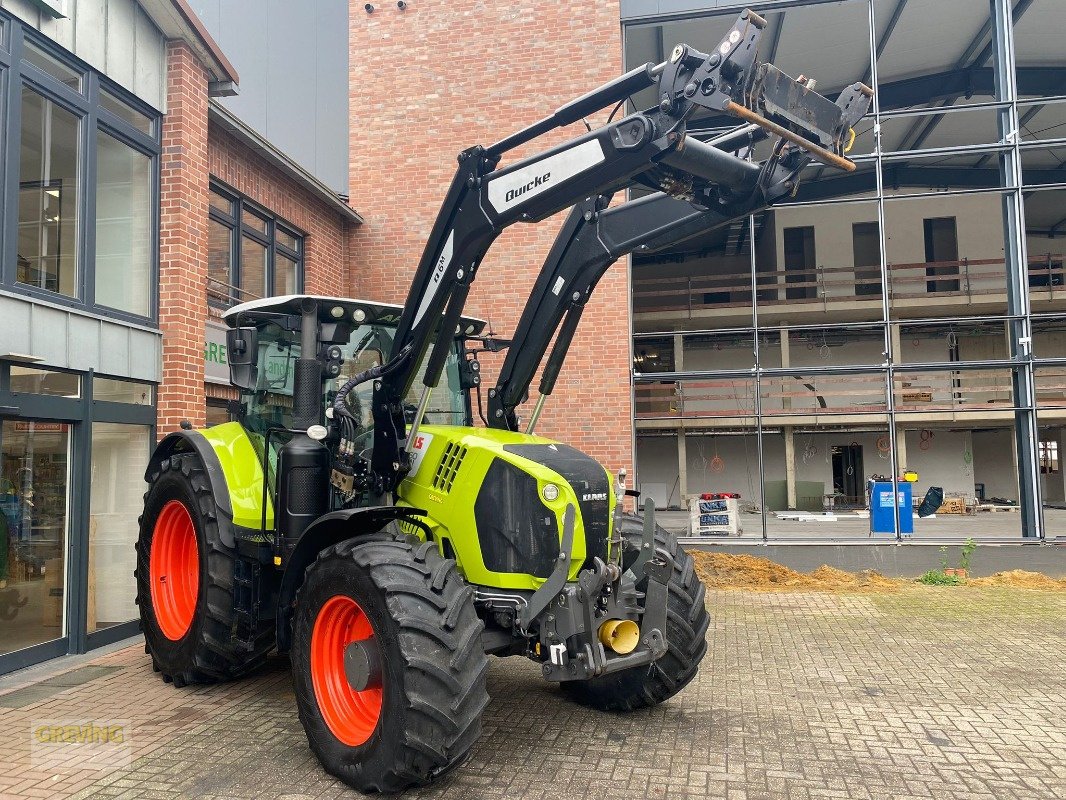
left=517, top=501, right=671, bottom=682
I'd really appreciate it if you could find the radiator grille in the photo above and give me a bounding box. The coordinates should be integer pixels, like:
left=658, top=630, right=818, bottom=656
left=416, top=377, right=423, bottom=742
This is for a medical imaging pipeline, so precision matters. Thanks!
left=474, top=459, right=558, bottom=578
left=503, top=443, right=611, bottom=569
left=432, top=442, right=467, bottom=493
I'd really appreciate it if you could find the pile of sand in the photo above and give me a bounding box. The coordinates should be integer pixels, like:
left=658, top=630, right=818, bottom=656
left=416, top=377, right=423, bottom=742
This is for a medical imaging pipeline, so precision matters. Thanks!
left=691, top=552, right=1066, bottom=593
left=966, top=570, right=1066, bottom=590
left=692, top=552, right=903, bottom=593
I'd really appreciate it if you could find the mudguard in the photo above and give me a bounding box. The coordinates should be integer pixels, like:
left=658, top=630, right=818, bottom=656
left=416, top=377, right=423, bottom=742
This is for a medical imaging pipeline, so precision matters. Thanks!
left=146, top=429, right=239, bottom=548
left=274, top=506, right=428, bottom=652
left=146, top=422, right=274, bottom=549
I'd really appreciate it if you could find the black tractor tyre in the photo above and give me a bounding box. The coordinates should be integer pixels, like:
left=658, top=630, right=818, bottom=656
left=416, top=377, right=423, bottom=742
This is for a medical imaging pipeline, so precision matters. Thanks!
left=561, top=514, right=709, bottom=711
left=291, top=534, right=489, bottom=794
left=136, top=452, right=274, bottom=686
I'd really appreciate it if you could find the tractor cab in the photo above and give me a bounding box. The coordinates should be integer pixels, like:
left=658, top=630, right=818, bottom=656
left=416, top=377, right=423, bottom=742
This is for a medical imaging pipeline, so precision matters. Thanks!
left=221, top=295, right=486, bottom=439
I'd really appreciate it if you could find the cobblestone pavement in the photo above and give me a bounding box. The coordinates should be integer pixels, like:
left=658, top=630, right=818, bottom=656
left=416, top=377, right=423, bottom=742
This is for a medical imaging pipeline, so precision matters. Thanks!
left=1, top=586, right=1064, bottom=799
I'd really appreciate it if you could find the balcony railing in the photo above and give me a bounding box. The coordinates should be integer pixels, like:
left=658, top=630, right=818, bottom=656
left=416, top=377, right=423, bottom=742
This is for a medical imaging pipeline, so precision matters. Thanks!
left=207, top=276, right=262, bottom=310
left=633, top=255, right=1065, bottom=315
left=635, top=368, right=1024, bottom=421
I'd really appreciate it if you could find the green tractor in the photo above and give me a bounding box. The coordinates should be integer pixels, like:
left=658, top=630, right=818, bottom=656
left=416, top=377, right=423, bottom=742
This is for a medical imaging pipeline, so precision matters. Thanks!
left=138, top=12, right=870, bottom=792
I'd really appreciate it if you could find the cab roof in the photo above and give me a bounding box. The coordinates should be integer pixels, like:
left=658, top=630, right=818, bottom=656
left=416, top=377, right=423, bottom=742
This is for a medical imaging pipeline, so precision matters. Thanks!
left=222, top=295, right=488, bottom=336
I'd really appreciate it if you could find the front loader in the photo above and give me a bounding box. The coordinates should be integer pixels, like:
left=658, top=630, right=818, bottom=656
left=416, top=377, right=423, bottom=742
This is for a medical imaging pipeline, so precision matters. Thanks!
left=137, top=10, right=872, bottom=793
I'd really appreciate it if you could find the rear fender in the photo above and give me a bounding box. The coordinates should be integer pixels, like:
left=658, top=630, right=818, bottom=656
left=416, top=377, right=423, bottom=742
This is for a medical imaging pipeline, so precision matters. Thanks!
left=274, top=506, right=428, bottom=652
left=146, top=430, right=237, bottom=548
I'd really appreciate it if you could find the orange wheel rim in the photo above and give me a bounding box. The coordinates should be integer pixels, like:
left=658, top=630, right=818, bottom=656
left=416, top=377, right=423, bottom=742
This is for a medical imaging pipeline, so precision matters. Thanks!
left=149, top=500, right=200, bottom=641
left=311, top=595, right=383, bottom=746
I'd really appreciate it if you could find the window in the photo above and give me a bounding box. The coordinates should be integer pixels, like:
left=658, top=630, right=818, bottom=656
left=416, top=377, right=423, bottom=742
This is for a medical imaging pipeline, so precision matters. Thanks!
left=208, top=182, right=304, bottom=307
left=99, top=89, right=153, bottom=136
left=852, top=221, right=881, bottom=297
left=88, top=423, right=149, bottom=632
left=17, top=88, right=80, bottom=297
left=2, top=19, right=160, bottom=321
left=95, top=131, right=152, bottom=316
left=92, top=376, right=153, bottom=405
left=9, top=366, right=79, bottom=397
left=0, top=419, right=70, bottom=655
left=206, top=400, right=233, bottom=427
left=22, top=40, right=82, bottom=91
left=1039, top=440, right=1059, bottom=474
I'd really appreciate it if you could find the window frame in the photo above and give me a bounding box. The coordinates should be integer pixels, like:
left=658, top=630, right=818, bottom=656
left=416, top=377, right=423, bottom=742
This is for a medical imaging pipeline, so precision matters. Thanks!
left=208, top=178, right=305, bottom=308
left=0, top=12, right=161, bottom=325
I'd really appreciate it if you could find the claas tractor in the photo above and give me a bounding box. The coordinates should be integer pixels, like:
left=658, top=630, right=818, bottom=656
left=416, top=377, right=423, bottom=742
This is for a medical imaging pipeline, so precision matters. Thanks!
left=137, top=10, right=872, bottom=793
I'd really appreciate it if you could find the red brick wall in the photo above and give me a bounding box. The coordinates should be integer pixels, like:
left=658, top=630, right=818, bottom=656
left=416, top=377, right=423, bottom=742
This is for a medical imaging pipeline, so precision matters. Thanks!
left=160, top=42, right=359, bottom=434
left=348, top=0, right=634, bottom=476
left=208, top=126, right=357, bottom=298
left=158, top=41, right=211, bottom=434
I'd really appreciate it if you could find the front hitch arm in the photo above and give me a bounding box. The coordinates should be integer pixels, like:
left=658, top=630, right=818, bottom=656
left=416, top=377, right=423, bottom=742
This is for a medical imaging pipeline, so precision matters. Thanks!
left=518, top=504, right=576, bottom=632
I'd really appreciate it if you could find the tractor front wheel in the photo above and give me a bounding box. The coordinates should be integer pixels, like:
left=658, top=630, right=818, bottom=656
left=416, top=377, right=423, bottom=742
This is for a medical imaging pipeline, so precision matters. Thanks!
left=561, top=515, right=709, bottom=711
left=291, top=534, right=489, bottom=793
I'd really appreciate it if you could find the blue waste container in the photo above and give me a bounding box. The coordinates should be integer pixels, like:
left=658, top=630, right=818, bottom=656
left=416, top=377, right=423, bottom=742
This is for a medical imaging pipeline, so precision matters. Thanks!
left=869, top=481, right=913, bottom=535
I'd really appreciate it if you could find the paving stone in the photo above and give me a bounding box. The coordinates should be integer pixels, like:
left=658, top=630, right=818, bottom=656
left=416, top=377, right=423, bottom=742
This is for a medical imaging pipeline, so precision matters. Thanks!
left=0, top=586, right=1062, bottom=798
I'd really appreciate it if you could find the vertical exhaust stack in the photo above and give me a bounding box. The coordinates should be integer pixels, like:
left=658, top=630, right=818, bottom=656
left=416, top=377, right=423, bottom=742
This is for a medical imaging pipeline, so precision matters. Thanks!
left=277, top=299, right=330, bottom=555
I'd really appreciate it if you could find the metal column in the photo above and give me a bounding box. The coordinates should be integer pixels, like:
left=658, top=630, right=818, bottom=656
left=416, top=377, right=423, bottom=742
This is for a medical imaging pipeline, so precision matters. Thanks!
left=991, top=0, right=1042, bottom=539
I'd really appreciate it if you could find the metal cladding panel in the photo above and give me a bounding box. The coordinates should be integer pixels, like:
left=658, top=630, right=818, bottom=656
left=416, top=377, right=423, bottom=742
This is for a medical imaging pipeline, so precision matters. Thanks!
left=67, top=314, right=101, bottom=367
left=187, top=0, right=350, bottom=192
left=0, top=295, right=32, bottom=355
left=503, top=443, right=612, bottom=569
left=28, top=303, right=69, bottom=365
left=0, top=293, right=161, bottom=381
left=0, top=0, right=166, bottom=109
left=127, top=328, right=162, bottom=382
left=98, top=323, right=129, bottom=375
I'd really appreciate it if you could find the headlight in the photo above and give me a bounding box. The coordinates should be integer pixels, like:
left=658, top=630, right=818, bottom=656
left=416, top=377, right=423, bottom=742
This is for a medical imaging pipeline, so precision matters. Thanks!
left=542, top=483, right=560, bottom=502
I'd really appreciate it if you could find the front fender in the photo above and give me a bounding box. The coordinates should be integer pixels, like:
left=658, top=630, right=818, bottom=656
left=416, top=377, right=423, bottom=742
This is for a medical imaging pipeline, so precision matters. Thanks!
left=274, top=506, right=427, bottom=652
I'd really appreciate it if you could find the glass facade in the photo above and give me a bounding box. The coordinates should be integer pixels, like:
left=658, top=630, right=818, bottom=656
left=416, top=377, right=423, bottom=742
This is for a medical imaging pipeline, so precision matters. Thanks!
left=0, top=12, right=160, bottom=673
left=1, top=13, right=161, bottom=322
left=627, top=0, right=1063, bottom=540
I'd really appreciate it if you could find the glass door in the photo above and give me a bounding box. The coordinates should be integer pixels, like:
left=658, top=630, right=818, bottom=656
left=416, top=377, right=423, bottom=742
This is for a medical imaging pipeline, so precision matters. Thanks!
left=0, top=417, right=71, bottom=659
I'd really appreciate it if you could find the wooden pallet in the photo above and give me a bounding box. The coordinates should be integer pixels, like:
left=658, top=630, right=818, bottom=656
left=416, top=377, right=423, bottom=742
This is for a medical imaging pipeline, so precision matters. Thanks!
left=974, top=504, right=1020, bottom=513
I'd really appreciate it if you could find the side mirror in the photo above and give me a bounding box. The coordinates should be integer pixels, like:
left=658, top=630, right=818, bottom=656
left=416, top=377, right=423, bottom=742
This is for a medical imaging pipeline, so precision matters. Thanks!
left=226, top=327, right=259, bottom=390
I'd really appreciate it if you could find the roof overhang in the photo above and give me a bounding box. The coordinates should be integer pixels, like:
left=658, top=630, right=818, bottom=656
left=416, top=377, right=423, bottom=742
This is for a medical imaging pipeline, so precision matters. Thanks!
left=208, top=101, right=362, bottom=224
left=137, top=0, right=239, bottom=94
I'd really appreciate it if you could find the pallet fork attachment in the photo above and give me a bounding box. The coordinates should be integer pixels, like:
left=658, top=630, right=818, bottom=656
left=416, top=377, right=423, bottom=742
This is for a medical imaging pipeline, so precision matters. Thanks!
left=487, top=84, right=873, bottom=432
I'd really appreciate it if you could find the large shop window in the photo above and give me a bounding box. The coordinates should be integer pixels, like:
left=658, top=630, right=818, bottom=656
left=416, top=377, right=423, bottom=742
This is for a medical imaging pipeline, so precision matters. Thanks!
left=88, top=423, right=149, bottom=633
left=0, top=420, right=70, bottom=657
left=208, top=182, right=304, bottom=307
left=2, top=18, right=160, bottom=322
left=0, top=367, right=155, bottom=670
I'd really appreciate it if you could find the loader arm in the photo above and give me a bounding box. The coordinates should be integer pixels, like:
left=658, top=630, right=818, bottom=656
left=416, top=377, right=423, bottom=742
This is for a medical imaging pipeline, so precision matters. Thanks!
left=487, top=84, right=874, bottom=433
left=371, top=8, right=868, bottom=493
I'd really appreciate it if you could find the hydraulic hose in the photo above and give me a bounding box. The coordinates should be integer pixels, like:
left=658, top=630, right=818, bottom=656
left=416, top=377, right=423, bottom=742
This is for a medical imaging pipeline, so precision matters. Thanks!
left=332, top=344, right=413, bottom=419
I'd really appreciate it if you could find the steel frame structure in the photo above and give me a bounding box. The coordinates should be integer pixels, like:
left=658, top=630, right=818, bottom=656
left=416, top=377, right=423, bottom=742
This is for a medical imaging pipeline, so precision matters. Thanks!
left=626, top=0, right=1058, bottom=541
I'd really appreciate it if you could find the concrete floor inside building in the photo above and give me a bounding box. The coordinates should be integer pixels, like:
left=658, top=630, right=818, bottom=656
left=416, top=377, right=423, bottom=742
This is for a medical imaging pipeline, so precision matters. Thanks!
left=655, top=507, right=1066, bottom=541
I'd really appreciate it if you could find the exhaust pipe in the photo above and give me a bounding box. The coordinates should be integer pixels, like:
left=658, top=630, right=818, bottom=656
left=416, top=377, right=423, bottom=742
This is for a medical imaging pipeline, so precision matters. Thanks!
left=598, top=619, right=640, bottom=654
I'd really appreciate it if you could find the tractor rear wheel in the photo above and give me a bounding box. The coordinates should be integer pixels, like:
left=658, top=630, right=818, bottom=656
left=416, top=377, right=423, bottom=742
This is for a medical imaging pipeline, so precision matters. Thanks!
left=561, top=515, right=709, bottom=711
left=136, top=453, right=274, bottom=686
left=291, top=534, right=489, bottom=793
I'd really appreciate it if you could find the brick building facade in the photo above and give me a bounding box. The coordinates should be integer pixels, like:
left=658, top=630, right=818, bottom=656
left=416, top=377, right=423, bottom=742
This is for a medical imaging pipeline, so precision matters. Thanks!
left=348, top=0, right=635, bottom=477
left=157, top=40, right=360, bottom=434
